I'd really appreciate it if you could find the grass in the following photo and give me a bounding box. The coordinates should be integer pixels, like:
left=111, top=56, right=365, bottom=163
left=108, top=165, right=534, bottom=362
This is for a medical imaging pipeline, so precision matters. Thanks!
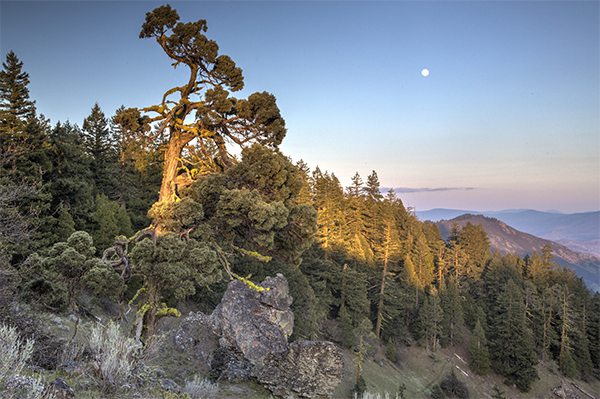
left=333, top=342, right=600, bottom=399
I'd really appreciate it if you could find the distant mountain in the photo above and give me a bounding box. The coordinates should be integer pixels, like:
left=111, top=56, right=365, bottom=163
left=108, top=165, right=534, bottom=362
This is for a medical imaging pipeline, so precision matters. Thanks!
left=435, top=214, right=600, bottom=293
left=417, top=209, right=600, bottom=257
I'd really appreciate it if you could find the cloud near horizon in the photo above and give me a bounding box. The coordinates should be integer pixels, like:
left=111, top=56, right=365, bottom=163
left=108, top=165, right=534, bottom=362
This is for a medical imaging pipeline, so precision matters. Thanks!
left=381, top=187, right=477, bottom=194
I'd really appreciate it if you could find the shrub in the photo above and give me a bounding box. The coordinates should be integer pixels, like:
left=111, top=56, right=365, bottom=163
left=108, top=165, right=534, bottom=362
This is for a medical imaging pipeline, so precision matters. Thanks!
left=440, top=370, right=469, bottom=399
left=351, top=375, right=367, bottom=398
left=385, top=338, right=397, bottom=362
left=0, top=323, right=51, bottom=399
left=184, top=375, right=219, bottom=399
left=430, top=384, right=446, bottom=399
left=86, top=323, right=140, bottom=393
left=0, top=323, right=34, bottom=384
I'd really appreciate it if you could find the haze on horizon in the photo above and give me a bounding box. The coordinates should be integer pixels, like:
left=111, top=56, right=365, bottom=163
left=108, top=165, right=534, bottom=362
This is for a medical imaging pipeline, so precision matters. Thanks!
left=1, top=1, right=598, bottom=214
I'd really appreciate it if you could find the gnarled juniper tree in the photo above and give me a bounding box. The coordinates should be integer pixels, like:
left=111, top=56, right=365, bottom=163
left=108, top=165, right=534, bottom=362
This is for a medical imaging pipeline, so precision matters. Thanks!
left=136, top=4, right=286, bottom=211
left=102, top=5, right=316, bottom=342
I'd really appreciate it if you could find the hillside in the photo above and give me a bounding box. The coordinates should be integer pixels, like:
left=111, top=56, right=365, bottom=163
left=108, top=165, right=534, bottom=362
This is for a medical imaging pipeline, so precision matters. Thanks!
left=436, top=214, right=600, bottom=292
left=417, top=209, right=600, bottom=256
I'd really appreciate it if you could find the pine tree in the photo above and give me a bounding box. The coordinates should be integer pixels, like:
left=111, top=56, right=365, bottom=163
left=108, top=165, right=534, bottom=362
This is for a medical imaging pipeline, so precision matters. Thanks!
left=469, top=319, right=490, bottom=374
left=488, top=279, right=538, bottom=392
left=344, top=172, right=373, bottom=263
left=363, top=170, right=383, bottom=251
left=110, top=106, right=162, bottom=231
left=312, top=168, right=345, bottom=253
left=490, top=384, right=506, bottom=399
left=457, top=222, right=490, bottom=279
left=558, top=285, right=578, bottom=377
left=91, top=194, right=133, bottom=253
left=440, top=277, right=464, bottom=346
left=446, top=240, right=468, bottom=282
left=539, top=285, right=560, bottom=359
left=374, top=189, right=403, bottom=338
left=0, top=51, right=36, bottom=140
left=411, top=227, right=435, bottom=292
left=588, top=292, right=600, bottom=371
left=419, top=287, right=443, bottom=350
left=82, top=103, right=115, bottom=197
left=45, top=122, right=95, bottom=234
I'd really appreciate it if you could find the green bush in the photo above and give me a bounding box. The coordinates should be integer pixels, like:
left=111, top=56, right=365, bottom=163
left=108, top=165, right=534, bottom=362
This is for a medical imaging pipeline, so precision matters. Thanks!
left=351, top=375, right=367, bottom=398
left=430, top=384, right=446, bottom=399
left=440, top=370, right=469, bottom=399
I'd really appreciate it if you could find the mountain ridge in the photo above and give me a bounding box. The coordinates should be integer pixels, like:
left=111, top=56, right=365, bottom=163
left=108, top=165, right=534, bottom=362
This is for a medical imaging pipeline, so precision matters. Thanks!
left=417, top=208, right=599, bottom=256
left=435, top=214, right=600, bottom=293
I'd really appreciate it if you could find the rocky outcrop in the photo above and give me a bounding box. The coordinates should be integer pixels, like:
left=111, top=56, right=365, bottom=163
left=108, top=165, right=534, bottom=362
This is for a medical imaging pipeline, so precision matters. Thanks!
left=174, top=273, right=344, bottom=398
left=178, top=273, right=294, bottom=366
left=256, top=340, right=344, bottom=399
left=215, top=274, right=293, bottom=366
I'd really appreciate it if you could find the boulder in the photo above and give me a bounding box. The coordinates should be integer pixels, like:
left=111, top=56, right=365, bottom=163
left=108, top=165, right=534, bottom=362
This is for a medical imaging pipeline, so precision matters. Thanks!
left=551, top=383, right=581, bottom=399
left=255, top=340, right=344, bottom=399
left=185, top=273, right=294, bottom=366
left=209, top=345, right=254, bottom=382
left=173, top=274, right=344, bottom=398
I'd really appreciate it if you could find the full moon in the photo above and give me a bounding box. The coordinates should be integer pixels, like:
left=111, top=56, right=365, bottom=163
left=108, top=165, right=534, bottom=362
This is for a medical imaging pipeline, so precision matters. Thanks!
left=421, top=69, right=430, bottom=77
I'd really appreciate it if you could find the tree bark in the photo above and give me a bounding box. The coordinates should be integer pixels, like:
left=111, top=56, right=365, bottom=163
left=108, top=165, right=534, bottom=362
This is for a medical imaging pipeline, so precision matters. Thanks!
left=158, top=130, right=195, bottom=203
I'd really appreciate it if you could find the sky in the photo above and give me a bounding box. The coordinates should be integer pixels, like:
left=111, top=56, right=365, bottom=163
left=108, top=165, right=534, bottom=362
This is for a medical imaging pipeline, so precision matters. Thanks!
left=1, top=1, right=598, bottom=214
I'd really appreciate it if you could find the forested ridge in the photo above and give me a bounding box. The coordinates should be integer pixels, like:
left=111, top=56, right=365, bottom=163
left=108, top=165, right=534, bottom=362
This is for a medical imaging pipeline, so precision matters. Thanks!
left=0, top=5, right=598, bottom=398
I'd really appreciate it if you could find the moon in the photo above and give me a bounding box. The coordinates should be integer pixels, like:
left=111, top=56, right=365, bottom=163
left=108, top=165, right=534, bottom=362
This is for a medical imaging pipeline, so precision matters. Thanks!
left=421, top=69, right=430, bottom=77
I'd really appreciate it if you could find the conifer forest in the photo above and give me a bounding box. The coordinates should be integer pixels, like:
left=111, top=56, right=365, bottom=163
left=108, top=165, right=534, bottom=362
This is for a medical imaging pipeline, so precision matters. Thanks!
left=0, top=5, right=598, bottom=399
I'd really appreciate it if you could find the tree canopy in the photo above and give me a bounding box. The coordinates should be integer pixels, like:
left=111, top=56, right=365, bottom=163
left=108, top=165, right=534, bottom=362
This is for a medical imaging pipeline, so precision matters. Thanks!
left=136, top=5, right=286, bottom=209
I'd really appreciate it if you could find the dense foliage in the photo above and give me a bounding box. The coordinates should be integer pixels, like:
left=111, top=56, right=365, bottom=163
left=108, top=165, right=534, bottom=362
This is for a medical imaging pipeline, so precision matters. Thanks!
left=0, top=5, right=598, bottom=395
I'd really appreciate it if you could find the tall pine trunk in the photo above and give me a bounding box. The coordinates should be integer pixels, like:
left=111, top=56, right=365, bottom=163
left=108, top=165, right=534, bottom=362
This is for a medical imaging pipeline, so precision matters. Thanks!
left=375, top=258, right=388, bottom=338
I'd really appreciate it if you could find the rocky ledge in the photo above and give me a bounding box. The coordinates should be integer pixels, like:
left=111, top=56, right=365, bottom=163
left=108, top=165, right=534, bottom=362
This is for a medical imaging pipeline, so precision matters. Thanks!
left=174, top=273, right=343, bottom=399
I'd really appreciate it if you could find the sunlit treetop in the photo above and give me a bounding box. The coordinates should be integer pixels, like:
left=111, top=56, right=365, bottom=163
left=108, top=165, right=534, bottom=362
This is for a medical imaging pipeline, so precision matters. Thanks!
left=137, top=5, right=287, bottom=205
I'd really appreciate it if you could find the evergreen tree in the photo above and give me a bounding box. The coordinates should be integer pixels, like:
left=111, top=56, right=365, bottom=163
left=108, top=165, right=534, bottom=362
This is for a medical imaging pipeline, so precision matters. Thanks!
left=457, top=221, right=490, bottom=280
left=440, top=277, right=464, bottom=346
left=111, top=106, right=162, bottom=231
left=45, top=122, right=95, bottom=235
left=363, top=170, right=382, bottom=251
left=293, top=159, right=312, bottom=206
left=557, top=285, right=578, bottom=377
left=588, top=292, right=600, bottom=371
left=90, top=194, right=133, bottom=253
left=412, top=230, right=435, bottom=290
left=440, top=370, right=470, bottom=399
left=446, top=240, right=468, bottom=282
left=419, top=287, right=443, bottom=350
left=469, top=319, right=490, bottom=374
left=490, top=385, right=506, bottom=399
left=539, top=285, right=560, bottom=359
left=344, top=172, right=373, bottom=263
left=488, top=279, right=538, bottom=392
left=82, top=103, right=115, bottom=197
left=23, top=231, right=124, bottom=311
left=528, top=250, right=545, bottom=287
left=0, top=146, right=41, bottom=265
left=137, top=5, right=286, bottom=220
left=0, top=51, right=36, bottom=140
left=312, top=168, right=345, bottom=253
left=374, top=189, right=403, bottom=338
left=108, top=144, right=317, bottom=340
left=336, top=264, right=370, bottom=330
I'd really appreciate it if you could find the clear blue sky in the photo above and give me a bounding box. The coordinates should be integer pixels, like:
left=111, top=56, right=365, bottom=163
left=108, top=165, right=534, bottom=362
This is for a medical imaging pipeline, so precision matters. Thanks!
left=1, top=1, right=598, bottom=213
